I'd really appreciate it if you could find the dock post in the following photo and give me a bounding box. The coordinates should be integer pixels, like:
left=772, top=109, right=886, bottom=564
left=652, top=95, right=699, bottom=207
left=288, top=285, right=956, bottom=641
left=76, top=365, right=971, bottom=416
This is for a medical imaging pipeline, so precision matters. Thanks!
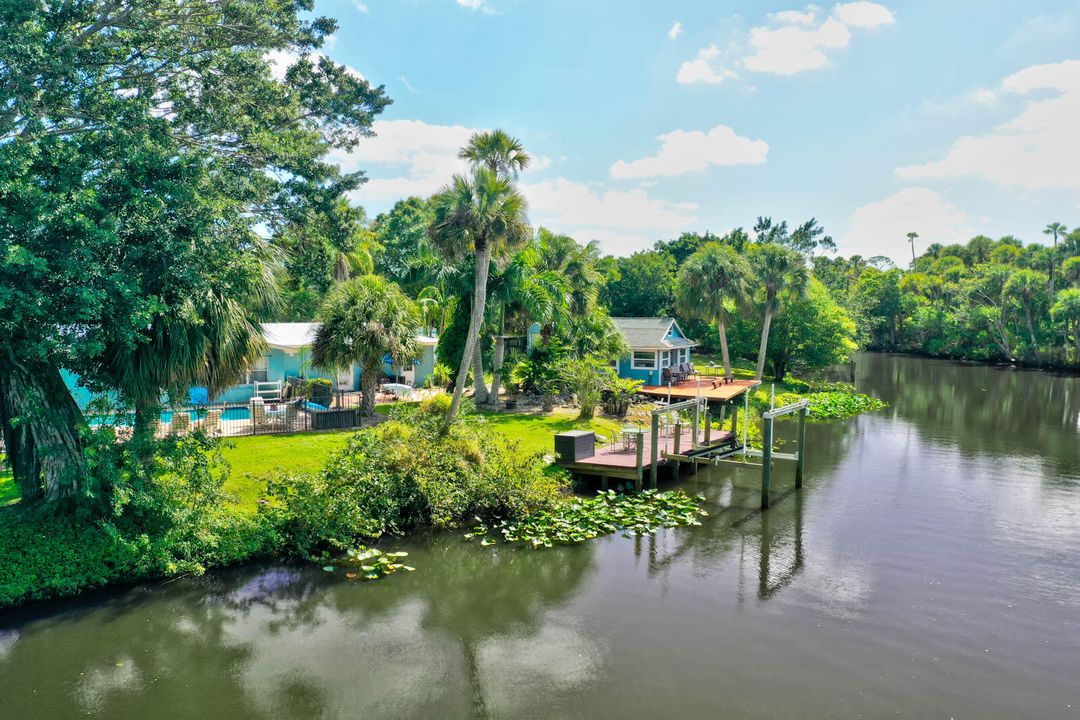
left=795, top=406, right=807, bottom=488
left=704, top=409, right=712, bottom=445
left=761, top=416, right=774, bottom=509
left=634, top=432, right=644, bottom=492
left=731, top=400, right=738, bottom=437
left=649, top=413, right=660, bottom=489
left=691, top=401, right=700, bottom=450
left=672, top=420, right=682, bottom=483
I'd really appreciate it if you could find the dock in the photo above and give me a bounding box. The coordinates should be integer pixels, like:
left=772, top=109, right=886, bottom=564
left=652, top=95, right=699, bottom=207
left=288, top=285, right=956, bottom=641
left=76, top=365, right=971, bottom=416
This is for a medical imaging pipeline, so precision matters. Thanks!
left=639, top=377, right=759, bottom=403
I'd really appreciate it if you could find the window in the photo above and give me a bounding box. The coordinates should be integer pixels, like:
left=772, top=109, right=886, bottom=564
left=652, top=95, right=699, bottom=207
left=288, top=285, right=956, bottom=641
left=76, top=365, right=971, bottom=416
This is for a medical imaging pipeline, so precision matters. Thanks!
left=661, top=351, right=671, bottom=368
left=247, top=355, right=269, bottom=383
left=631, top=351, right=656, bottom=370
left=680, top=348, right=689, bottom=364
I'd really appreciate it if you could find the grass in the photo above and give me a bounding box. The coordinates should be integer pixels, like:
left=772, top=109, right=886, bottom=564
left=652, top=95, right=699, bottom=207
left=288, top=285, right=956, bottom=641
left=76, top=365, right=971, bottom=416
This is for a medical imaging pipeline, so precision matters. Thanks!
left=479, top=407, right=624, bottom=456
left=0, top=406, right=623, bottom=508
left=0, top=470, right=16, bottom=506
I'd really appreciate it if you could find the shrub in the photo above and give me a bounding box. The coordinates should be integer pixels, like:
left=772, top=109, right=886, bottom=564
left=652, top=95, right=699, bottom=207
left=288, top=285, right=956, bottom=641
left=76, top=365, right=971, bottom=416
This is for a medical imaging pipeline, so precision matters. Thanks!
left=266, top=412, right=565, bottom=556
left=602, top=376, right=643, bottom=418
left=306, top=377, right=333, bottom=404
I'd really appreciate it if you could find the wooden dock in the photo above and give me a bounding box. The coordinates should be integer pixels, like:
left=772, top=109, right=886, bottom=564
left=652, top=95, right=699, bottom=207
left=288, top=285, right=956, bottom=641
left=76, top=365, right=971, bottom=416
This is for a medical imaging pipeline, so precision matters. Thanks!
left=558, top=427, right=738, bottom=485
left=639, top=378, right=758, bottom=403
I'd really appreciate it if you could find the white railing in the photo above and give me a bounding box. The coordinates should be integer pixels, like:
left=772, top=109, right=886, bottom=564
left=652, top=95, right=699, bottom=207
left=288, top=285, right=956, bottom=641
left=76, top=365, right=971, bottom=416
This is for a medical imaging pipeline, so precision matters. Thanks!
left=253, top=380, right=282, bottom=401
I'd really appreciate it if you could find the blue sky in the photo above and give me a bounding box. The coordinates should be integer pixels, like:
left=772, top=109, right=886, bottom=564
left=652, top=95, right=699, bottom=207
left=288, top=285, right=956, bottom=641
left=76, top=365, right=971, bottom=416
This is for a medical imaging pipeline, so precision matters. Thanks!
left=307, top=0, right=1080, bottom=263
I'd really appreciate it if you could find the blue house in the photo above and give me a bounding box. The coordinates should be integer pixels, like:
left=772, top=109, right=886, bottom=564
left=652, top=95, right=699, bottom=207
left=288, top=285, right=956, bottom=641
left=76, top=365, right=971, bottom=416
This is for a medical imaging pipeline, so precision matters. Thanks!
left=64, top=322, right=438, bottom=409
left=527, top=316, right=697, bottom=387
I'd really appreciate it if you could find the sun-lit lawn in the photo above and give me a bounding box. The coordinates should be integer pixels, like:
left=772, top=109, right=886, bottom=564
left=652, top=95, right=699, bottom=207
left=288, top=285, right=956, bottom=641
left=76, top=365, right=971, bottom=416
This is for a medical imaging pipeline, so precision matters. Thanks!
left=0, top=471, right=17, bottom=506
left=480, top=407, right=624, bottom=456
left=0, top=406, right=626, bottom=509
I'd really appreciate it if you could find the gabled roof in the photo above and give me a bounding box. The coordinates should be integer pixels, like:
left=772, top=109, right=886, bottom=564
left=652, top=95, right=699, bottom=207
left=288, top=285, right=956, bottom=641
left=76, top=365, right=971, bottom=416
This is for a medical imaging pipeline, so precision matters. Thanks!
left=261, top=322, right=437, bottom=350
left=610, top=317, right=697, bottom=350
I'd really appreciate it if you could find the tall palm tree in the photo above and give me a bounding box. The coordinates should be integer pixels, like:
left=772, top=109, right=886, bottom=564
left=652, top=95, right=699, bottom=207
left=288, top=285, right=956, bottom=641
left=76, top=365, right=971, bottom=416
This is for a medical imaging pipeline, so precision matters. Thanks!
left=455, top=130, right=532, bottom=404
left=1051, top=288, right=1080, bottom=365
left=1005, top=268, right=1049, bottom=361
left=748, top=244, right=808, bottom=380
left=459, top=129, right=531, bottom=178
left=675, top=242, right=751, bottom=381
left=311, top=275, right=420, bottom=418
left=907, top=232, right=919, bottom=266
left=485, top=247, right=566, bottom=406
left=428, top=167, right=531, bottom=426
left=1044, top=222, right=1068, bottom=295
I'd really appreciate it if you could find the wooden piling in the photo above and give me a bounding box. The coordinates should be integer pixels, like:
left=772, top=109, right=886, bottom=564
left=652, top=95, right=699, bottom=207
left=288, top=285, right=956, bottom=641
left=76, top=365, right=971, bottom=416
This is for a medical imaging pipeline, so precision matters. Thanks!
left=649, top=413, right=660, bottom=489
left=634, top=431, right=644, bottom=492
left=691, top=402, right=700, bottom=450
left=760, top=416, right=774, bottom=509
left=795, top=406, right=807, bottom=488
left=672, top=420, right=682, bottom=483
left=704, top=409, right=712, bottom=445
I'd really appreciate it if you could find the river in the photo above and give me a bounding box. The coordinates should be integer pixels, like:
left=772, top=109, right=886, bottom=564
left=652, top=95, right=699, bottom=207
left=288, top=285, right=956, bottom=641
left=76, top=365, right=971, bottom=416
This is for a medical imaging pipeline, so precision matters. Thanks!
left=1, top=353, right=1078, bottom=719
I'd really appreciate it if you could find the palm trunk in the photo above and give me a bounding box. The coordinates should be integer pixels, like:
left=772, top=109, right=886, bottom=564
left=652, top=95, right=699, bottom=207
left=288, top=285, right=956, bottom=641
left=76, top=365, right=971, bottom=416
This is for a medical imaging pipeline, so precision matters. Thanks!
left=360, top=361, right=379, bottom=417
left=1025, top=305, right=1037, bottom=361
left=472, top=343, right=488, bottom=405
left=755, top=305, right=774, bottom=381
left=445, top=243, right=492, bottom=428
left=488, top=336, right=505, bottom=408
left=717, top=319, right=732, bottom=381
left=995, top=310, right=1012, bottom=358
left=0, top=355, right=88, bottom=504
left=131, top=398, right=161, bottom=481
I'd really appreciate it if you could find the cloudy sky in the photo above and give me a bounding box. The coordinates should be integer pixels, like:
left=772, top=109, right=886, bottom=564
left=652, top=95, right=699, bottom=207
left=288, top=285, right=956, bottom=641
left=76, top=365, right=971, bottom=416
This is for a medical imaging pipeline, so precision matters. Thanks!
left=313, top=0, right=1079, bottom=263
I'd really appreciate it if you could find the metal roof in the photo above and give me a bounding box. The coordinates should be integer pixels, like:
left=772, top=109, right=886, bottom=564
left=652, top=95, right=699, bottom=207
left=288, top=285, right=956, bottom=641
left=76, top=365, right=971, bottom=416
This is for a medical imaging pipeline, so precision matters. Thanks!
left=261, top=322, right=437, bottom=350
left=610, top=317, right=697, bottom=350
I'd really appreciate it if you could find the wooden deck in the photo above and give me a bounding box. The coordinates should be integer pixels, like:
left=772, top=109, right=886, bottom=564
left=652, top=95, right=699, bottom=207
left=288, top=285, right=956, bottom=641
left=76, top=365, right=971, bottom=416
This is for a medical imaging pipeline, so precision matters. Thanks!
left=558, top=427, right=737, bottom=480
left=639, top=377, right=759, bottom=402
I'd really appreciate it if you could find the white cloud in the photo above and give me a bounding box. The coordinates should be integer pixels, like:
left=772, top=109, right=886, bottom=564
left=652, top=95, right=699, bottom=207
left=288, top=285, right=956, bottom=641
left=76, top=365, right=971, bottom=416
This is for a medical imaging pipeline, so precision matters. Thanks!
left=842, top=187, right=972, bottom=262
left=331, top=119, right=478, bottom=203
left=897, top=60, right=1080, bottom=199
left=522, top=178, right=698, bottom=254
left=457, top=0, right=496, bottom=11
left=743, top=16, right=851, bottom=74
left=680, top=2, right=894, bottom=80
left=676, top=45, right=737, bottom=85
left=831, top=1, right=895, bottom=28
left=768, top=7, right=819, bottom=25
left=351, top=0, right=369, bottom=11
left=668, top=21, right=683, bottom=40
left=971, top=88, right=998, bottom=106
left=610, top=125, right=768, bottom=179
left=265, top=49, right=366, bottom=82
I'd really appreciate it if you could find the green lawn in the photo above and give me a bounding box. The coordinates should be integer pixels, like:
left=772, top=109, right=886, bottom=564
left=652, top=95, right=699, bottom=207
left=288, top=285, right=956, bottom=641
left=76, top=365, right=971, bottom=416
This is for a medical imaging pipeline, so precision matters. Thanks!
left=0, top=471, right=16, bottom=506
left=0, top=407, right=623, bottom=508
left=480, top=408, right=624, bottom=456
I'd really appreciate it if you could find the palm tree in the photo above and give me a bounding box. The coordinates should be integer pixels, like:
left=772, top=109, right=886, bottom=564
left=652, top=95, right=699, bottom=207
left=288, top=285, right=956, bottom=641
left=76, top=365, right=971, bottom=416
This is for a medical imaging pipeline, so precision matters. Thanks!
left=454, top=130, right=532, bottom=405
left=1044, top=222, right=1068, bottom=295
left=1051, top=289, right=1080, bottom=365
left=675, top=242, right=751, bottom=381
left=104, top=256, right=278, bottom=476
left=311, top=276, right=420, bottom=418
left=428, top=167, right=531, bottom=426
left=1004, top=268, right=1049, bottom=361
left=907, top=232, right=919, bottom=266
left=459, top=129, right=531, bottom=178
left=748, top=244, right=808, bottom=380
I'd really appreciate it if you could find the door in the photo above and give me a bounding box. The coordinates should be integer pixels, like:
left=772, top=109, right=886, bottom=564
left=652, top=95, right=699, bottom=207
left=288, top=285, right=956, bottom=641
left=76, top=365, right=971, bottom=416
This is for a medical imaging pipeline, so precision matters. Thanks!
left=336, top=366, right=353, bottom=390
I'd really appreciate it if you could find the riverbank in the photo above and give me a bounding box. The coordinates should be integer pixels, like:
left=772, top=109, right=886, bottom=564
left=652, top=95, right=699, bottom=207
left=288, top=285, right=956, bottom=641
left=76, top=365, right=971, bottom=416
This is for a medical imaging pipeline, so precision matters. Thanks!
left=0, top=380, right=883, bottom=609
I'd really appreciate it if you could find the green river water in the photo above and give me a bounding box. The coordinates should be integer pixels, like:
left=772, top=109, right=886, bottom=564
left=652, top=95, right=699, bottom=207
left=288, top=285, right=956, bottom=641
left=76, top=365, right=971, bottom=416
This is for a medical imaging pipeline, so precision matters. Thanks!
left=1, top=353, right=1078, bottom=719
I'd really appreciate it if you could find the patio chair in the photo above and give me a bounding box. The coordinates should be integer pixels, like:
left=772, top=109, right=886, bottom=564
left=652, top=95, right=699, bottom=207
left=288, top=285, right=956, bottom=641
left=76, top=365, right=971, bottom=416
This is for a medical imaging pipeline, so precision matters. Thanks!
left=204, top=408, right=222, bottom=436
left=621, top=426, right=641, bottom=451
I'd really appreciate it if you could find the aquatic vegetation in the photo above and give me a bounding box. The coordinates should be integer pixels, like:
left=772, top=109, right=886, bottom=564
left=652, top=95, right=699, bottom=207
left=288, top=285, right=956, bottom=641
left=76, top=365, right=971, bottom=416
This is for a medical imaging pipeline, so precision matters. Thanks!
left=324, top=546, right=416, bottom=581
left=804, top=391, right=887, bottom=420
left=465, top=489, right=708, bottom=548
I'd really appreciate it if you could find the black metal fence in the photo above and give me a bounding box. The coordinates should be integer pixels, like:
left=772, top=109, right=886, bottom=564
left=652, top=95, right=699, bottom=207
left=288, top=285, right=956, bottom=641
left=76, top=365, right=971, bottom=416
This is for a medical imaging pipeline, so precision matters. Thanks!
left=155, top=390, right=364, bottom=438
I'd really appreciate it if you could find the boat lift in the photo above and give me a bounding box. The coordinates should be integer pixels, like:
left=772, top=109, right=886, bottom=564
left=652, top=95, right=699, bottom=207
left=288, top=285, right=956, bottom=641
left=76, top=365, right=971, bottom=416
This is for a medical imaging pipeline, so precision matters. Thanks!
left=661, top=388, right=810, bottom=509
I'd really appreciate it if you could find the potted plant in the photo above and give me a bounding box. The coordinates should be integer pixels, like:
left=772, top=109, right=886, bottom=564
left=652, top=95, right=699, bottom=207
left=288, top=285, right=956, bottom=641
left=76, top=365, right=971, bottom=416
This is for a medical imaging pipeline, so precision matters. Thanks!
left=504, top=381, right=520, bottom=410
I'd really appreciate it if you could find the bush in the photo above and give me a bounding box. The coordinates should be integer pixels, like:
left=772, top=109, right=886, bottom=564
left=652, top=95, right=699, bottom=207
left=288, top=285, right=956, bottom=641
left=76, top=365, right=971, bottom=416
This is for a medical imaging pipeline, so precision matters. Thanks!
left=306, top=377, right=334, bottom=404
left=602, top=376, right=643, bottom=418
left=0, top=433, right=275, bottom=608
left=266, top=410, right=565, bottom=556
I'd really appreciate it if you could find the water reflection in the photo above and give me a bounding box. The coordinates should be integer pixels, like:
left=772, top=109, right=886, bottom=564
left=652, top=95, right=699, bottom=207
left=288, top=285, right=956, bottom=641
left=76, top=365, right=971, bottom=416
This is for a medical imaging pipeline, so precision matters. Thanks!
left=3, top=354, right=1079, bottom=719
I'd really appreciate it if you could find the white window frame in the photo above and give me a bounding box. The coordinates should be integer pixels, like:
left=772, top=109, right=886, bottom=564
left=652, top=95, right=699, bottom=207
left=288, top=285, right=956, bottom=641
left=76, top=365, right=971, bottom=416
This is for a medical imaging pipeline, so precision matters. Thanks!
left=631, top=351, right=657, bottom=370
left=679, top=348, right=689, bottom=364
left=247, top=354, right=269, bottom=384
left=661, top=351, right=671, bottom=368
